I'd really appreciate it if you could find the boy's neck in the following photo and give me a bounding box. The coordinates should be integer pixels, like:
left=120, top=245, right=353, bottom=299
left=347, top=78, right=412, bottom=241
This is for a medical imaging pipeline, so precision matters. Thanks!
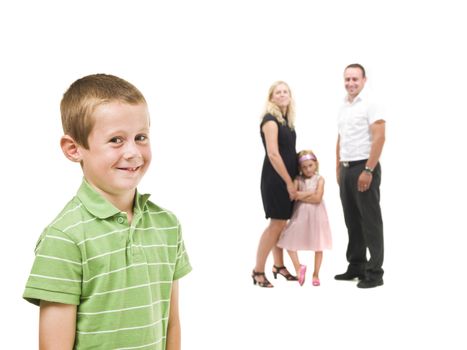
left=109, top=192, right=135, bottom=222
left=88, top=183, right=136, bottom=222
left=117, top=195, right=135, bottom=223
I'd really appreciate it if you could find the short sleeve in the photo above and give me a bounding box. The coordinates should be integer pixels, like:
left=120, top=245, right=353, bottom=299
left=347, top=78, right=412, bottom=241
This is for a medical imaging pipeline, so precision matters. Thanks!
left=172, top=224, right=192, bottom=280
left=23, top=226, right=83, bottom=306
left=260, top=113, right=279, bottom=128
left=367, top=101, right=386, bottom=125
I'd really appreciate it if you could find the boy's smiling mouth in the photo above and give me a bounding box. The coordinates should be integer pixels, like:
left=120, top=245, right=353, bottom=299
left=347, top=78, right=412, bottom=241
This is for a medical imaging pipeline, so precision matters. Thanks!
left=117, top=166, right=141, bottom=172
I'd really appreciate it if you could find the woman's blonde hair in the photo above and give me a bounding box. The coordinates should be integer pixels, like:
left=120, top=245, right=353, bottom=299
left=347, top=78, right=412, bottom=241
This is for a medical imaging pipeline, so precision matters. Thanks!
left=297, top=149, right=319, bottom=173
left=262, top=81, right=296, bottom=129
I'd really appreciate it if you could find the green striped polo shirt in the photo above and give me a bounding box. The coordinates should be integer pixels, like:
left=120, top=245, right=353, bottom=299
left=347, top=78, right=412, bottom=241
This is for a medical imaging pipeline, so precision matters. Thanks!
left=23, top=179, right=192, bottom=349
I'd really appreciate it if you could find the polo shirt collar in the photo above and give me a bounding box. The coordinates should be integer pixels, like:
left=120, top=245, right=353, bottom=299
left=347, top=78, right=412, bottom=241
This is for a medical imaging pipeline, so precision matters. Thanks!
left=135, top=192, right=151, bottom=215
left=76, top=178, right=151, bottom=219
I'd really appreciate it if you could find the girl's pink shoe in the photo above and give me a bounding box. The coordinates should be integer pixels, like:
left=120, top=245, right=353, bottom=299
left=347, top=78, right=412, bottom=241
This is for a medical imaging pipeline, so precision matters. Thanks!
left=298, top=265, right=307, bottom=286
left=312, top=277, right=320, bottom=286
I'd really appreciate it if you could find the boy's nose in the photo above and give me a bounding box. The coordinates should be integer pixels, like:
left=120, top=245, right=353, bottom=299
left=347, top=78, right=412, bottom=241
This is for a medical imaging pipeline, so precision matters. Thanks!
left=123, top=141, right=142, bottom=159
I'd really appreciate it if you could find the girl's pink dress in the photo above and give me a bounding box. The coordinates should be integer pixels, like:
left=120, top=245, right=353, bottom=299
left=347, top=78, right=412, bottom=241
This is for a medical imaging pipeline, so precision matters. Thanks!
left=277, top=175, right=332, bottom=251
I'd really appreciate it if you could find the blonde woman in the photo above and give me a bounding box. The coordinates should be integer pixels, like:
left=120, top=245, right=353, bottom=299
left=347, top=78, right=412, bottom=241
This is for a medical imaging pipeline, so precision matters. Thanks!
left=252, top=81, right=298, bottom=288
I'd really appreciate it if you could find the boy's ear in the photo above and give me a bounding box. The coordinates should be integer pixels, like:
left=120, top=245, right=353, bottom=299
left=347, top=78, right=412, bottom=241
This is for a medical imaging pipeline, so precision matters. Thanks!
left=60, top=135, right=83, bottom=163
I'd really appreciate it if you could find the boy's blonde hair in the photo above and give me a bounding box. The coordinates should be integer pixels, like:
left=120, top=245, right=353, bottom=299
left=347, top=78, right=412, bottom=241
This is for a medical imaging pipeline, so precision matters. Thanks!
left=60, top=74, right=146, bottom=149
left=262, top=81, right=296, bottom=129
left=297, top=149, right=319, bottom=173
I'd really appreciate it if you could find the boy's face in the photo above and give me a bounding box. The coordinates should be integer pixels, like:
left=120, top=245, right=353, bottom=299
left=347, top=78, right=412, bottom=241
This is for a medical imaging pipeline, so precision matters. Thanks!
left=78, top=101, right=151, bottom=201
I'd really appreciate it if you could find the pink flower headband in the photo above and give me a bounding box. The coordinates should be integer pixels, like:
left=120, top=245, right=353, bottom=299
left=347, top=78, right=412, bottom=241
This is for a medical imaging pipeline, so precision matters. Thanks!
left=298, top=154, right=317, bottom=163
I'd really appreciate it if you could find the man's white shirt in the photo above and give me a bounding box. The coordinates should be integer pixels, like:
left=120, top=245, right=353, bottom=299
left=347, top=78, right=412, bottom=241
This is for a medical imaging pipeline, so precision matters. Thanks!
left=338, top=92, right=385, bottom=162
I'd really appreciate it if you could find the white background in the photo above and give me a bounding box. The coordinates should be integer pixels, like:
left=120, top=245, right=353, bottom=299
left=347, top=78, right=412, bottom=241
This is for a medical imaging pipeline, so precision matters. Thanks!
left=1, top=0, right=466, bottom=349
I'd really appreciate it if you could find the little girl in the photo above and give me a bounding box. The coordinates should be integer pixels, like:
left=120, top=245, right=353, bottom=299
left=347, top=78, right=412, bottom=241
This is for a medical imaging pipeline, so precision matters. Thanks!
left=277, top=150, right=332, bottom=286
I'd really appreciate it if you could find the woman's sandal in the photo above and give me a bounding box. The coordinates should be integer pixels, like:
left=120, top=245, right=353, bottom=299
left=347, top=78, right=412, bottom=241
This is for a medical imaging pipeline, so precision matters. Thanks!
left=272, top=265, right=298, bottom=281
left=251, top=270, right=274, bottom=288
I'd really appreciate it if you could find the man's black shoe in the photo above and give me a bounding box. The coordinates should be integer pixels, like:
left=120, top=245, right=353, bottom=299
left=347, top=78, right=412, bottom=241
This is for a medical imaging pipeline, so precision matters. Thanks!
left=334, top=272, right=365, bottom=281
left=357, top=279, right=384, bottom=288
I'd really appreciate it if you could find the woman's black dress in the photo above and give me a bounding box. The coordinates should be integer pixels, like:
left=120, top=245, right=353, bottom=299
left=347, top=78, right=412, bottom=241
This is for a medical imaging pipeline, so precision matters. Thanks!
left=260, top=114, right=298, bottom=219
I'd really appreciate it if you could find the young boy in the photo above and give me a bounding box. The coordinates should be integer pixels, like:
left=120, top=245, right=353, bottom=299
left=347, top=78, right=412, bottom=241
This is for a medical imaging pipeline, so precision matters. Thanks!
left=23, top=74, right=192, bottom=350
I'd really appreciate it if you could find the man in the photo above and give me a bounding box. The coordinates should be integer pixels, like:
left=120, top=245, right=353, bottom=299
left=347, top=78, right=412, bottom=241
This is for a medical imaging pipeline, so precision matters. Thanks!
left=335, top=63, right=386, bottom=288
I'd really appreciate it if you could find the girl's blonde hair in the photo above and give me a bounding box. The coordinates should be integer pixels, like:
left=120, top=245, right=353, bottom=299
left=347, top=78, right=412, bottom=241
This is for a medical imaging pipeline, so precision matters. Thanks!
left=297, top=149, right=319, bottom=173
left=262, top=81, right=296, bottom=129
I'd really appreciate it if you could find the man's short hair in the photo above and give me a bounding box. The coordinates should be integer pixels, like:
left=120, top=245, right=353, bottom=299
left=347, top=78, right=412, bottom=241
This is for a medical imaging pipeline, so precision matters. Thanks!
left=345, top=63, right=366, bottom=78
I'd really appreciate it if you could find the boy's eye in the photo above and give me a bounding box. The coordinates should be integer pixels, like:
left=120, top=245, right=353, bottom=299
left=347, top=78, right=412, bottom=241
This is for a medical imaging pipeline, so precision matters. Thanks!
left=109, top=137, right=123, bottom=144
left=136, top=134, right=148, bottom=142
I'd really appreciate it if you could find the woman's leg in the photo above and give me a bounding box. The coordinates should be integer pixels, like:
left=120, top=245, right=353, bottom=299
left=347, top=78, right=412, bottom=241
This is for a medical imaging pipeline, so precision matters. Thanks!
left=254, top=219, right=287, bottom=283
left=272, top=246, right=296, bottom=278
left=272, top=246, right=285, bottom=268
